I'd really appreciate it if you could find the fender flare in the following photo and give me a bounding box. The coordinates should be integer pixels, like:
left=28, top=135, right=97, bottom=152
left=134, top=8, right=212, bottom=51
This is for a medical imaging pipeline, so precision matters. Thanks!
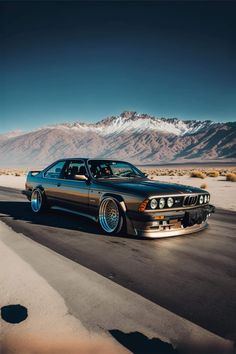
left=34, top=185, right=45, bottom=192
left=32, top=185, right=49, bottom=207
left=100, top=193, right=126, bottom=211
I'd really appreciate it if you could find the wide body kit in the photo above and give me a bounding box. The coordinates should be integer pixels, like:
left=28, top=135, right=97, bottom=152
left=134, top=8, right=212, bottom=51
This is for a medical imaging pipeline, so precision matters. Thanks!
left=23, top=158, right=215, bottom=238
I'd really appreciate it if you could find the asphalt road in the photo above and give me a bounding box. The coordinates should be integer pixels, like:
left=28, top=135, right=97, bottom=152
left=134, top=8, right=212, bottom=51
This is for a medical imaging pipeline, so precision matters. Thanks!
left=0, top=186, right=235, bottom=343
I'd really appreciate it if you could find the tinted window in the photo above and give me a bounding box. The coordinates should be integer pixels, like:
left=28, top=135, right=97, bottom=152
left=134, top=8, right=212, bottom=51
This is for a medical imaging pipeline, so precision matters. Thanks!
left=64, top=160, right=87, bottom=180
left=44, top=161, right=65, bottom=179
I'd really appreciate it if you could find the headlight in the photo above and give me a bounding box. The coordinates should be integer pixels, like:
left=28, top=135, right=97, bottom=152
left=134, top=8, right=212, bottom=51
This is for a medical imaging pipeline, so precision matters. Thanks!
left=150, top=198, right=158, bottom=209
left=167, top=197, right=174, bottom=208
left=159, top=198, right=165, bottom=209
left=204, top=195, right=208, bottom=203
left=199, top=195, right=204, bottom=204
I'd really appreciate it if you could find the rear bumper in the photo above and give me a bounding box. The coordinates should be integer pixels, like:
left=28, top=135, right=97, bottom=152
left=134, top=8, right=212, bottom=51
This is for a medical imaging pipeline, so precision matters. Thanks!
left=21, top=190, right=32, bottom=199
left=127, top=204, right=214, bottom=238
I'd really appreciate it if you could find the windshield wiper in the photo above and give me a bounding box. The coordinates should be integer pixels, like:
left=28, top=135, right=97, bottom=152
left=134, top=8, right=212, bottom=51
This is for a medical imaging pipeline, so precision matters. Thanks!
left=122, top=174, right=142, bottom=178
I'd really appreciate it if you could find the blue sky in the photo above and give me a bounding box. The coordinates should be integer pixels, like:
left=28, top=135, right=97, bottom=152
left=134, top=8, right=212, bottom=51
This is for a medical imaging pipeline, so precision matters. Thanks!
left=0, top=1, right=236, bottom=133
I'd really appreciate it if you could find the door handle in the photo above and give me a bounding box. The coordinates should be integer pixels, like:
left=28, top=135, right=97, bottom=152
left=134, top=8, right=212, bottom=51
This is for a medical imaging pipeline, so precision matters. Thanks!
left=57, top=183, right=61, bottom=187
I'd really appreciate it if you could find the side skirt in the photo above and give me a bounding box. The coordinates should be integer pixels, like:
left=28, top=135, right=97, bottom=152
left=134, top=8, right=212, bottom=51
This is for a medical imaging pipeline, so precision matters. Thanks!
left=51, top=206, right=97, bottom=222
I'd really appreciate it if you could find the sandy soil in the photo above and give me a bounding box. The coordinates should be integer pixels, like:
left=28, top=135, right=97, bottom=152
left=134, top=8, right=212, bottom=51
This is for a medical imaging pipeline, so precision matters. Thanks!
left=0, top=221, right=128, bottom=354
left=0, top=175, right=26, bottom=189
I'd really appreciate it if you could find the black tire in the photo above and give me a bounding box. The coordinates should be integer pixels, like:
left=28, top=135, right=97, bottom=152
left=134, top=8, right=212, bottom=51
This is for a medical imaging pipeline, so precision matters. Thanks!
left=30, top=188, right=48, bottom=213
left=98, top=197, right=126, bottom=235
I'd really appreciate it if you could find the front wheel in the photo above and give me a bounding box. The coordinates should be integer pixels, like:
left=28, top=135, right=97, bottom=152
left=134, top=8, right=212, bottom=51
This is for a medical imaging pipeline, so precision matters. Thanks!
left=98, top=197, right=125, bottom=235
left=31, top=188, right=48, bottom=213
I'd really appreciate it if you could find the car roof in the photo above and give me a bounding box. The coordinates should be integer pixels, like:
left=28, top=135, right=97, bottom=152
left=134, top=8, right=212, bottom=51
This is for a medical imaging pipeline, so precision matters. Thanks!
left=56, top=158, right=128, bottom=163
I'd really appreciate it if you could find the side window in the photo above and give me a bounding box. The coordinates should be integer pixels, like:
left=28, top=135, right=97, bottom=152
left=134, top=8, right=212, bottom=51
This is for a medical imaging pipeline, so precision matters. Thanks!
left=64, top=161, right=87, bottom=180
left=44, top=161, right=65, bottom=179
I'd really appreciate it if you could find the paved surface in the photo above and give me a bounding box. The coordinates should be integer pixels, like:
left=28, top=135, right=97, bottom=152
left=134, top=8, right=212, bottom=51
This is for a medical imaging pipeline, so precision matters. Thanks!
left=1, top=221, right=232, bottom=354
left=0, top=186, right=235, bottom=344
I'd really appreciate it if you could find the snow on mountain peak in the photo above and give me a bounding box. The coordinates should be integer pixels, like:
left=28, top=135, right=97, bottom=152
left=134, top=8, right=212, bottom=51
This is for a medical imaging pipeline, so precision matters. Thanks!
left=37, top=111, right=216, bottom=137
left=92, top=111, right=215, bottom=136
left=0, top=129, right=24, bottom=140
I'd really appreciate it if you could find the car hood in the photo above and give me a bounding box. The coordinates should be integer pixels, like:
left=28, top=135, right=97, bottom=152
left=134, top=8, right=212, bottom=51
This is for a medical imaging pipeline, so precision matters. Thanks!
left=97, top=178, right=205, bottom=197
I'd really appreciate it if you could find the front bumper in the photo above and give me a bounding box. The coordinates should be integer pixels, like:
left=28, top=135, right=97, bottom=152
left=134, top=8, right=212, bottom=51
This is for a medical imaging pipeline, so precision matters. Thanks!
left=127, top=204, right=215, bottom=238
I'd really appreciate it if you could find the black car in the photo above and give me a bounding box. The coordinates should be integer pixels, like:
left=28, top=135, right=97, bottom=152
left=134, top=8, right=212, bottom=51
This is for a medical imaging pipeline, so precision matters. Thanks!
left=22, top=158, right=215, bottom=238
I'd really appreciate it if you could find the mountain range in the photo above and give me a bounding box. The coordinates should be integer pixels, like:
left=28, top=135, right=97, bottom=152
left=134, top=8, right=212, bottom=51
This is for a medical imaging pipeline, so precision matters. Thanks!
left=0, top=111, right=235, bottom=167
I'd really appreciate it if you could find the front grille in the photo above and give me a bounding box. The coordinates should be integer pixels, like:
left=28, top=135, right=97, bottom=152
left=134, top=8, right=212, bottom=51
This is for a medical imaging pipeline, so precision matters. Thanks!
left=183, top=195, right=198, bottom=206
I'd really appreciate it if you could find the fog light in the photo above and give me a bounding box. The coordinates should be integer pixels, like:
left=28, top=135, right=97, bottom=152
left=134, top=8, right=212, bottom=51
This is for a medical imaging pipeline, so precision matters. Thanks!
left=152, top=221, right=159, bottom=227
left=154, top=215, right=165, bottom=220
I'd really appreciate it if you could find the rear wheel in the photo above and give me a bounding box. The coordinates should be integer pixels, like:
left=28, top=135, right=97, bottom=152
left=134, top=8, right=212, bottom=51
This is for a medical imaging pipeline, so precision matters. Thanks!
left=31, top=188, right=48, bottom=213
left=99, top=197, right=125, bottom=235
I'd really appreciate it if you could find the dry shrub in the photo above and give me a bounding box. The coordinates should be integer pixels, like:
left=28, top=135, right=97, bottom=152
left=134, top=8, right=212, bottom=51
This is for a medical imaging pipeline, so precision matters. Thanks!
left=200, top=183, right=208, bottom=189
left=190, top=171, right=206, bottom=179
left=219, top=169, right=227, bottom=176
left=226, top=173, right=236, bottom=182
left=207, top=171, right=219, bottom=177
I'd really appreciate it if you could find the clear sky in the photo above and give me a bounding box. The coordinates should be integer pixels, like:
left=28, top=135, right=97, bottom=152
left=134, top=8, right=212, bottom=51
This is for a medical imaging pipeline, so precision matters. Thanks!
left=0, top=1, right=236, bottom=133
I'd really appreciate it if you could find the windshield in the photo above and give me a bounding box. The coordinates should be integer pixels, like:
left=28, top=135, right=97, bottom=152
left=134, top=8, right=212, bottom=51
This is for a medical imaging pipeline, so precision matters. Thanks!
left=88, top=160, right=145, bottom=179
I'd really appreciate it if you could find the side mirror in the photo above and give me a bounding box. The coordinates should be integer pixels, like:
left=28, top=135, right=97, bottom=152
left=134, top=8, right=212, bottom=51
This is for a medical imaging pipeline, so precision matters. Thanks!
left=74, top=174, right=88, bottom=181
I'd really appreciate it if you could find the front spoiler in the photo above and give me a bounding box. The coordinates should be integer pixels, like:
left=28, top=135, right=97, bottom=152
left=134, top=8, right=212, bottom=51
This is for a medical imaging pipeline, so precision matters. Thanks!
left=127, top=204, right=214, bottom=238
left=134, top=221, right=208, bottom=238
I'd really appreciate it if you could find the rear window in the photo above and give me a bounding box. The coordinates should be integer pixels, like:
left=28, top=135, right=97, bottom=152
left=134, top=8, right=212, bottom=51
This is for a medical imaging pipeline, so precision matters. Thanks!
left=44, top=161, right=65, bottom=179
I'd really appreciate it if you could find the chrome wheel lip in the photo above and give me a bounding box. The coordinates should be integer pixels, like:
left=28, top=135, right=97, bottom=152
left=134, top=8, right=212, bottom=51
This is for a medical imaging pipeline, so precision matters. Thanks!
left=99, top=198, right=120, bottom=233
left=31, top=189, right=42, bottom=212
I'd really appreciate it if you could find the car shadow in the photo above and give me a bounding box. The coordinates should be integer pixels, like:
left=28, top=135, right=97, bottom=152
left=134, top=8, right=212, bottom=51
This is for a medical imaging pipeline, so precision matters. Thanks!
left=109, top=330, right=178, bottom=354
left=0, top=200, right=103, bottom=234
left=0, top=201, right=142, bottom=240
